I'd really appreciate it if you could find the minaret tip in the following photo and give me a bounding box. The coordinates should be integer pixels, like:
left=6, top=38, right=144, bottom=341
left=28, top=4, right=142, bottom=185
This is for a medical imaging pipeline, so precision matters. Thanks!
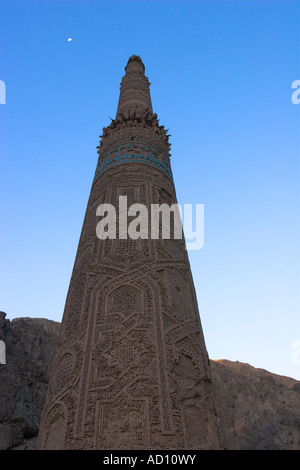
left=125, top=55, right=145, bottom=72
left=116, top=55, right=152, bottom=118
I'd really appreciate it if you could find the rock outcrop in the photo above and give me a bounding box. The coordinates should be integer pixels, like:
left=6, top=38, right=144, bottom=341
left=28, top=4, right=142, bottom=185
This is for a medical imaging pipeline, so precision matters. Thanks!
left=0, top=311, right=299, bottom=450
left=211, top=360, right=300, bottom=450
left=0, top=312, right=60, bottom=449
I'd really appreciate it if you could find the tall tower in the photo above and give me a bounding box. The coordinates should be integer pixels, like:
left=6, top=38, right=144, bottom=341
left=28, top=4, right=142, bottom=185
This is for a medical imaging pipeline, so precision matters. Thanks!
left=37, top=56, right=222, bottom=450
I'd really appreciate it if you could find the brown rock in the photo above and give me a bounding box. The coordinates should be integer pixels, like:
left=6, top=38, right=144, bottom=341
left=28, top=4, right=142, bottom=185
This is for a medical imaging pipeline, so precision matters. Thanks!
left=0, top=312, right=60, bottom=449
left=211, top=359, right=300, bottom=450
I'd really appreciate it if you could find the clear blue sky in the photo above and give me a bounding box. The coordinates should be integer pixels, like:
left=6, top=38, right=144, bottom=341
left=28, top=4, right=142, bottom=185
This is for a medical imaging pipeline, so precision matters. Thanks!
left=1, top=1, right=299, bottom=380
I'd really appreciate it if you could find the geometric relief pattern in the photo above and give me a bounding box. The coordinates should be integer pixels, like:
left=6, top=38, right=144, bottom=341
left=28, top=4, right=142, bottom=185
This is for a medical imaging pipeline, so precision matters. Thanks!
left=76, top=244, right=93, bottom=271
left=37, top=55, right=222, bottom=450
left=110, top=286, right=139, bottom=314
left=53, top=353, right=75, bottom=393
left=63, top=272, right=87, bottom=338
left=42, top=404, right=66, bottom=450
left=93, top=267, right=195, bottom=448
left=110, top=338, right=139, bottom=370
left=114, top=238, right=138, bottom=255
left=99, top=394, right=146, bottom=449
left=88, top=272, right=176, bottom=449
left=46, top=341, right=84, bottom=416
left=92, top=315, right=154, bottom=388
left=167, top=268, right=191, bottom=319
left=175, top=336, right=203, bottom=375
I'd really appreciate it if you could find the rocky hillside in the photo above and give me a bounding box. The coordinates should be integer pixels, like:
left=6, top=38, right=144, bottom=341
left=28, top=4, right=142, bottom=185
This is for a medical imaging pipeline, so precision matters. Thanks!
left=0, top=311, right=299, bottom=450
left=211, top=360, right=300, bottom=449
left=0, top=312, right=60, bottom=450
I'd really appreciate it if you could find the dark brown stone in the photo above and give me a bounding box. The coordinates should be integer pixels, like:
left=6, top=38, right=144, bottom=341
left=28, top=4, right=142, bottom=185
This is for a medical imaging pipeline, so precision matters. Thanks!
left=211, top=360, right=300, bottom=450
left=0, top=313, right=60, bottom=449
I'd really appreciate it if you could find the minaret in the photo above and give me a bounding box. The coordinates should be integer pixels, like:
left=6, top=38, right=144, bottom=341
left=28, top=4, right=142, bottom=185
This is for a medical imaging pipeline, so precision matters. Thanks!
left=36, top=56, right=222, bottom=450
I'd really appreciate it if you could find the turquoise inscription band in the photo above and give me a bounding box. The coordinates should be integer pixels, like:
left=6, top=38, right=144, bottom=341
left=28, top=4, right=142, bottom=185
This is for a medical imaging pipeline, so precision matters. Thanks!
left=94, top=142, right=173, bottom=182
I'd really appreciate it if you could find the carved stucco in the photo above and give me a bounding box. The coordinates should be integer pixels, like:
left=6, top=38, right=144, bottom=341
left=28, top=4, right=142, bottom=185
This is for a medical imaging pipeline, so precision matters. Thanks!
left=36, top=56, right=222, bottom=450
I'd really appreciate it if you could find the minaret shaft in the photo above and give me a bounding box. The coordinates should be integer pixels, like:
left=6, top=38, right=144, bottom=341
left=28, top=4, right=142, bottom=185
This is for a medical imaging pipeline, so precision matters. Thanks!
left=36, top=56, right=222, bottom=450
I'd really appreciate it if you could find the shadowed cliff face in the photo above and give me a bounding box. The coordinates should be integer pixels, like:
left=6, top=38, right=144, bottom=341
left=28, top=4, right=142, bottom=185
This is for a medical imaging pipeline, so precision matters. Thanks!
left=0, top=312, right=60, bottom=449
left=0, top=311, right=299, bottom=450
left=210, top=360, right=300, bottom=450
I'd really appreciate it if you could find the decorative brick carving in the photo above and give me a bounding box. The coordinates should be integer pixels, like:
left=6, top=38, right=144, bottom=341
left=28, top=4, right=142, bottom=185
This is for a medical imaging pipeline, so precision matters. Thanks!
left=99, top=394, right=146, bottom=449
left=37, top=56, right=222, bottom=450
left=110, top=286, right=139, bottom=314
left=39, top=404, right=66, bottom=450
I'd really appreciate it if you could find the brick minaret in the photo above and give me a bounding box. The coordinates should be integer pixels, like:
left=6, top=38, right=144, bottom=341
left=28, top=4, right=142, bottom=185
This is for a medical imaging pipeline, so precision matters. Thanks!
left=37, top=56, right=222, bottom=450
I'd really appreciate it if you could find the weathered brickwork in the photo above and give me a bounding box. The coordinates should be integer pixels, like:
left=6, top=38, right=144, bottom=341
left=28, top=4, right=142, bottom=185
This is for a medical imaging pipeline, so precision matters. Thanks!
left=36, top=55, right=222, bottom=450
